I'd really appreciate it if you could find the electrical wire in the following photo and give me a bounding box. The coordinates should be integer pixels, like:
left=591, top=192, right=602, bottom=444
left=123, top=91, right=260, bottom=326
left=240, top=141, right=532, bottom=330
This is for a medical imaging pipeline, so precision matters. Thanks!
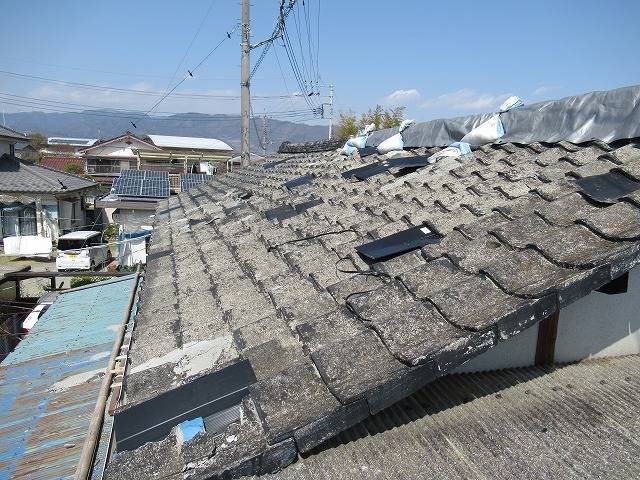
left=0, top=97, right=317, bottom=122
left=134, top=23, right=239, bottom=127
left=162, top=0, right=220, bottom=97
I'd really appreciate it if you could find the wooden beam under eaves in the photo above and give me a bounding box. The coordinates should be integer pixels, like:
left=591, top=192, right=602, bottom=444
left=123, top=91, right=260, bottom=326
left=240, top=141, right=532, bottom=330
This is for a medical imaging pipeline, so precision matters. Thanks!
left=535, top=309, right=559, bottom=366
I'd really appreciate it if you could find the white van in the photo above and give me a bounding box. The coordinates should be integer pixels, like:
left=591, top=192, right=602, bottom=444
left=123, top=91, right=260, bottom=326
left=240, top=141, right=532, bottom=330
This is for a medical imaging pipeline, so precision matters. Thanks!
left=56, top=231, right=111, bottom=271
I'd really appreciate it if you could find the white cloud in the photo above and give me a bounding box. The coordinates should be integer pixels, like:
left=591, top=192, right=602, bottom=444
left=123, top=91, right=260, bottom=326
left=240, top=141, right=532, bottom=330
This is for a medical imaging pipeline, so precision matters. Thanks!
left=421, top=88, right=511, bottom=111
left=384, top=88, right=421, bottom=104
left=531, top=85, right=561, bottom=97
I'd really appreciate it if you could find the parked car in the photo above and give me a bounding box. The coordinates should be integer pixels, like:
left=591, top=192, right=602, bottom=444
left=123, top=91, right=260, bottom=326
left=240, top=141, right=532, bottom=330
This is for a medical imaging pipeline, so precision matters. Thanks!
left=56, top=231, right=111, bottom=271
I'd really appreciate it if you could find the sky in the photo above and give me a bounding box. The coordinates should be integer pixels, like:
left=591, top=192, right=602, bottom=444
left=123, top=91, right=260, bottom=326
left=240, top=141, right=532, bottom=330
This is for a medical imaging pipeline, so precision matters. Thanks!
left=1, top=0, right=639, bottom=128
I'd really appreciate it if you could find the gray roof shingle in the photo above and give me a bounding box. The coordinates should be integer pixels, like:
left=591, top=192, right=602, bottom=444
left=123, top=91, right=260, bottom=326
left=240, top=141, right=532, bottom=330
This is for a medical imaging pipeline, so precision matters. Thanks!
left=107, top=136, right=640, bottom=479
left=0, top=154, right=96, bottom=193
left=0, top=125, right=26, bottom=141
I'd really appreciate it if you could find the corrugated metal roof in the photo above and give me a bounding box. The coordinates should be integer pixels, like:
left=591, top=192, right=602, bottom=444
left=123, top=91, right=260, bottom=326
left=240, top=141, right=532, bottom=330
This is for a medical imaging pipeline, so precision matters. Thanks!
left=146, top=134, right=233, bottom=152
left=259, top=356, right=640, bottom=480
left=48, top=138, right=97, bottom=147
left=0, top=276, right=137, bottom=479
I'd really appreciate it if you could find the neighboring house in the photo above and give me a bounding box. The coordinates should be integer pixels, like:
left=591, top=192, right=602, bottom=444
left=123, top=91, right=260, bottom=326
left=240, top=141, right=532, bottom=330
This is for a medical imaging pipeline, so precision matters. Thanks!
left=106, top=85, right=640, bottom=479
left=137, top=134, right=234, bottom=177
left=15, top=143, right=39, bottom=161
left=0, top=129, right=98, bottom=241
left=78, top=132, right=160, bottom=185
left=0, top=125, right=23, bottom=157
left=46, top=137, right=97, bottom=154
left=227, top=152, right=264, bottom=171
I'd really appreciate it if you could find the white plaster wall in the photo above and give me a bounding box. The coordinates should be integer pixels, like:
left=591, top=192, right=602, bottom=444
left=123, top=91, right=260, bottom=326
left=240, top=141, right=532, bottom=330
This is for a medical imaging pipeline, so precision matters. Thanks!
left=554, top=266, right=640, bottom=362
left=0, top=142, right=10, bottom=156
left=454, top=323, right=539, bottom=373
left=454, top=265, right=640, bottom=373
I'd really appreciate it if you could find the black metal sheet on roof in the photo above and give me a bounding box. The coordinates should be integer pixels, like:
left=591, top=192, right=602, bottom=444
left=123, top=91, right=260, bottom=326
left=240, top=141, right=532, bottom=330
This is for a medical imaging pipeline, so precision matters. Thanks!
left=284, top=174, right=315, bottom=190
left=114, top=360, right=256, bottom=452
left=357, top=146, right=378, bottom=157
left=386, top=155, right=431, bottom=169
left=574, top=171, right=640, bottom=203
left=356, top=225, right=441, bottom=262
left=263, top=159, right=287, bottom=170
left=265, top=204, right=297, bottom=222
left=294, top=198, right=324, bottom=214
left=146, top=248, right=173, bottom=262
left=342, top=162, right=390, bottom=181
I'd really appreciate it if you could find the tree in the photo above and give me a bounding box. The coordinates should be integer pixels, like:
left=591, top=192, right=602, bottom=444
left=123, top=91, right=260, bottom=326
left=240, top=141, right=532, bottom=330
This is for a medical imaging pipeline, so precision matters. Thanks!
left=63, top=162, right=84, bottom=174
left=360, top=105, right=405, bottom=130
left=336, top=105, right=406, bottom=139
left=335, top=111, right=358, bottom=139
left=27, top=132, right=47, bottom=148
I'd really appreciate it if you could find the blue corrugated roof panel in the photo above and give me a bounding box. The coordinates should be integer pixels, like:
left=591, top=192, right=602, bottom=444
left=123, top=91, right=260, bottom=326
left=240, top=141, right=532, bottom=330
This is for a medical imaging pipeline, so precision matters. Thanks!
left=0, top=276, right=137, bottom=479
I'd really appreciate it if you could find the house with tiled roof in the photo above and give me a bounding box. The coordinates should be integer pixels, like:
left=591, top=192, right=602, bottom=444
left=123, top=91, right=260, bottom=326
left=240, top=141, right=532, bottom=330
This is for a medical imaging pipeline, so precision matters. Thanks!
left=97, top=85, right=640, bottom=479
left=0, top=128, right=98, bottom=241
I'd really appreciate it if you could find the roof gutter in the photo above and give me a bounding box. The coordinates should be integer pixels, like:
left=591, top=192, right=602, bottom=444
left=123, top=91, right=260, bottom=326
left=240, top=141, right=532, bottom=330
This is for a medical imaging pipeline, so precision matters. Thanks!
left=74, top=266, right=140, bottom=480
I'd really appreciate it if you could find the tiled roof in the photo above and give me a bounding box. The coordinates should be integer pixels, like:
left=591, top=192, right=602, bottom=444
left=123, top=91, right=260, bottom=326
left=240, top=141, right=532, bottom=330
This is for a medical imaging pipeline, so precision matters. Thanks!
left=0, top=124, right=26, bottom=141
left=258, top=355, right=640, bottom=479
left=0, top=154, right=96, bottom=193
left=110, top=135, right=640, bottom=478
left=107, top=137, right=640, bottom=478
left=40, top=155, right=85, bottom=173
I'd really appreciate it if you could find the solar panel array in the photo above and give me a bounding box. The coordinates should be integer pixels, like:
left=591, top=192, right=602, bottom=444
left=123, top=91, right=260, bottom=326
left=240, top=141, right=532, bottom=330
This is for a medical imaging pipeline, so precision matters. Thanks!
left=181, top=173, right=210, bottom=192
left=112, top=170, right=170, bottom=198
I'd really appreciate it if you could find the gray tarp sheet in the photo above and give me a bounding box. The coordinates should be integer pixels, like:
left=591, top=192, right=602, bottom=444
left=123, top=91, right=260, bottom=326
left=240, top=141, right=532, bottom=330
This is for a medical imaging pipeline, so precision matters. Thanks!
left=366, top=85, right=640, bottom=148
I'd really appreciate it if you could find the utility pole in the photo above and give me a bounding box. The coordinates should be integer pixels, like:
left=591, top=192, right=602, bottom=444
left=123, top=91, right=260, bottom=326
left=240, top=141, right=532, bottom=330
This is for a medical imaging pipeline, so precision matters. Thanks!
left=240, top=0, right=250, bottom=167
left=262, top=113, right=268, bottom=156
left=328, top=83, right=334, bottom=139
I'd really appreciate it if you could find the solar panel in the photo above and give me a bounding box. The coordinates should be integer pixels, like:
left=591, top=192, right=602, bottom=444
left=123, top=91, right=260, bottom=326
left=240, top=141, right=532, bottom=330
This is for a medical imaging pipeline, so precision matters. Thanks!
left=112, top=169, right=170, bottom=198
left=181, top=173, right=210, bottom=192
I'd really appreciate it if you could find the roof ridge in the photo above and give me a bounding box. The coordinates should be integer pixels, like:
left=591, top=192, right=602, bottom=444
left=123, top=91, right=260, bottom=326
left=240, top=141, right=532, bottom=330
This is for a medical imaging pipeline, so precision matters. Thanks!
left=19, top=158, right=96, bottom=191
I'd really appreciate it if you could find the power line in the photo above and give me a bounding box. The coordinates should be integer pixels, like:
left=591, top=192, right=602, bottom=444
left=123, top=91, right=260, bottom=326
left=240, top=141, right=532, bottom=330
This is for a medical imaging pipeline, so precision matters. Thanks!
left=162, top=0, right=220, bottom=96
left=133, top=23, right=239, bottom=127
left=0, top=91, right=325, bottom=114
left=0, top=96, right=319, bottom=121
left=0, top=55, right=296, bottom=81
left=0, top=70, right=253, bottom=99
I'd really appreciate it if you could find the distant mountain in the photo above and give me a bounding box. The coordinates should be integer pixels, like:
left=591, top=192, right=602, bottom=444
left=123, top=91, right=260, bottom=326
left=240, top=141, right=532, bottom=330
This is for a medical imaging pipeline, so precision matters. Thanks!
left=3, top=110, right=329, bottom=152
